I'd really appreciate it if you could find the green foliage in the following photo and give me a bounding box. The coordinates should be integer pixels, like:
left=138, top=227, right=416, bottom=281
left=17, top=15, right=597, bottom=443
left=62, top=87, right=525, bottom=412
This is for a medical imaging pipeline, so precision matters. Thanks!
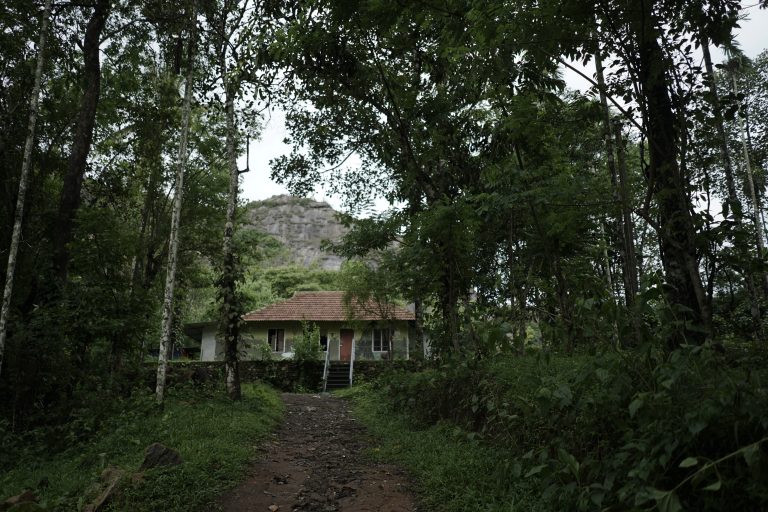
left=292, top=321, right=321, bottom=363
left=0, top=384, right=281, bottom=511
left=252, top=265, right=341, bottom=301
left=255, top=341, right=274, bottom=361
left=362, top=347, right=768, bottom=510
left=341, top=384, right=542, bottom=511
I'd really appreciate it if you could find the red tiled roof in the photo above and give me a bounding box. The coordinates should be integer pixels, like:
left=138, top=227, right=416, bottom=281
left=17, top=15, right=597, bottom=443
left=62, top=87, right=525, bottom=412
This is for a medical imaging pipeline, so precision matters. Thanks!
left=242, top=291, right=415, bottom=322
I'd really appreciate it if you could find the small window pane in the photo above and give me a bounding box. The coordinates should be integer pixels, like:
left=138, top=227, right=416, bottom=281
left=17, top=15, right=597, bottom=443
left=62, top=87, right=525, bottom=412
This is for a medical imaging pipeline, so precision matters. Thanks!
left=372, top=329, right=391, bottom=352
left=268, top=329, right=284, bottom=352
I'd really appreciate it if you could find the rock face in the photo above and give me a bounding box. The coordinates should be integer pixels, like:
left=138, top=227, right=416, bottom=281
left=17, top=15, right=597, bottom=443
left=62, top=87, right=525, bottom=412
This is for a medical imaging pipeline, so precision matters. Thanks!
left=243, top=195, right=348, bottom=271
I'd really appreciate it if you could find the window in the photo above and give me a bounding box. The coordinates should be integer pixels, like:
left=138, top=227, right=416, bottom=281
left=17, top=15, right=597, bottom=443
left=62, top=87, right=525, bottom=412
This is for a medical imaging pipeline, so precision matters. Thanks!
left=268, top=329, right=285, bottom=352
left=320, top=334, right=328, bottom=351
left=372, top=329, right=392, bottom=352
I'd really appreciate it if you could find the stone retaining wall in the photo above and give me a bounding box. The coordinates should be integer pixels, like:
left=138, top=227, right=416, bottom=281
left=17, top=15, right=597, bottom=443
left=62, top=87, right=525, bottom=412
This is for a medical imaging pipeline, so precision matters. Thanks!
left=154, top=359, right=425, bottom=392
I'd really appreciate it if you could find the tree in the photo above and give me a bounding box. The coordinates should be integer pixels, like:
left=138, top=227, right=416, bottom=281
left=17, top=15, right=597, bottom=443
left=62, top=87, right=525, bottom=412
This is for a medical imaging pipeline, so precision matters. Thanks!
left=206, top=0, right=250, bottom=401
left=156, top=1, right=197, bottom=404
left=0, top=0, right=52, bottom=379
left=53, top=0, right=111, bottom=283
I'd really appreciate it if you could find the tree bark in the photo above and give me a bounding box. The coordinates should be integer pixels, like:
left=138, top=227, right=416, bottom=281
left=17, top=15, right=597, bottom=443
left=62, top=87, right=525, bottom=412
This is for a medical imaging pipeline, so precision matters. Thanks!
left=53, top=0, right=110, bottom=283
left=413, top=296, right=424, bottom=358
left=220, top=69, right=242, bottom=401
left=632, top=4, right=710, bottom=345
left=156, top=8, right=196, bottom=404
left=0, top=0, right=52, bottom=379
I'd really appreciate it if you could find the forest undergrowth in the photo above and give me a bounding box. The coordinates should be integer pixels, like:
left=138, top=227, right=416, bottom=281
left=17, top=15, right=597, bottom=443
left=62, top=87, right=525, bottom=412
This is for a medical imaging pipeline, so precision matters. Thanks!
left=346, top=345, right=768, bottom=511
left=0, top=383, right=281, bottom=511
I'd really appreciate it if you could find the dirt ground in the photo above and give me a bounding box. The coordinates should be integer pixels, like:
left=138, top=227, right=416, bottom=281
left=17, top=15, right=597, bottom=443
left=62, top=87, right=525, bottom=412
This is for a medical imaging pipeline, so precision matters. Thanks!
left=215, top=393, right=418, bottom=512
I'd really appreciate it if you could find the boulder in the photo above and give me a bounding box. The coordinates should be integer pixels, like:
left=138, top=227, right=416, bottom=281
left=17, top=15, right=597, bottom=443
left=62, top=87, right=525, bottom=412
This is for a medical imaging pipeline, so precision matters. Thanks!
left=138, top=443, right=183, bottom=471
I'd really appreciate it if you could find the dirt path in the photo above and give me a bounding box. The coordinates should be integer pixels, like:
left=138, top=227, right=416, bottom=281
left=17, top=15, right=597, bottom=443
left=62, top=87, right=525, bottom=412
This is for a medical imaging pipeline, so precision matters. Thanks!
left=216, top=393, right=418, bottom=512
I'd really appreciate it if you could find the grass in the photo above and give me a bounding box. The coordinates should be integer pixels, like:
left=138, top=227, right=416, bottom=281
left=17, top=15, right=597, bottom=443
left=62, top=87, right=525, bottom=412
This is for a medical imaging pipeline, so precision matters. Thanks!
left=338, top=385, right=543, bottom=512
left=0, top=383, right=282, bottom=511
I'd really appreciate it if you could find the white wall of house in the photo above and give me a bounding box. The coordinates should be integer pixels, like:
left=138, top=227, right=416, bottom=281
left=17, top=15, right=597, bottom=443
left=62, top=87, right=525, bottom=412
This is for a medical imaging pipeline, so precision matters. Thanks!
left=240, top=320, right=411, bottom=361
left=199, top=325, right=223, bottom=361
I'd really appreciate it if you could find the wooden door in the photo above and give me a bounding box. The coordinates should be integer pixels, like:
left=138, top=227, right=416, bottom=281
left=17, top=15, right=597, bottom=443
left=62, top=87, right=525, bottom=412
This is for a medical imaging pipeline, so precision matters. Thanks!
left=340, top=329, right=353, bottom=361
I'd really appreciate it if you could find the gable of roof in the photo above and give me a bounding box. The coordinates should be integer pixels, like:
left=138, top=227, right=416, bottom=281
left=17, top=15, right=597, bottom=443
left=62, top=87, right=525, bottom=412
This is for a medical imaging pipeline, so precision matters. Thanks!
left=242, top=291, right=414, bottom=322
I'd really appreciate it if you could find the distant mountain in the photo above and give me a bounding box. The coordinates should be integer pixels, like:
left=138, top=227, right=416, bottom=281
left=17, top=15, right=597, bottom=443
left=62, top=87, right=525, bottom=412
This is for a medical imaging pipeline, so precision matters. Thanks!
left=242, top=195, right=349, bottom=271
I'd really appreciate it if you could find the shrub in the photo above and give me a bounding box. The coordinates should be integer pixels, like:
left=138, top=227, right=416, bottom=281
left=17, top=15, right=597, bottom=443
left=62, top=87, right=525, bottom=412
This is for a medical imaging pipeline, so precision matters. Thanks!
left=292, top=321, right=321, bottom=362
left=372, top=346, right=768, bottom=511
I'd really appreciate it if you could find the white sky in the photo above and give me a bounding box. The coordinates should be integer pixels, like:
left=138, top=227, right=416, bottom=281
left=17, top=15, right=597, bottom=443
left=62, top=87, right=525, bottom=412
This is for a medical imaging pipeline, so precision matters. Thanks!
left=238, top=5, right=768, bottom=213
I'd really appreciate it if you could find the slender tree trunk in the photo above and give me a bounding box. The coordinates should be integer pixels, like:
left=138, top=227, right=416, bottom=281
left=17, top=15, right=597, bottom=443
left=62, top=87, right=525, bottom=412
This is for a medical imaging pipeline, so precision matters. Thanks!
left=594, top=47, right=620, bottom=203
left=613, top=123, right=639, bottom=301
left=732, top=74, right=768, bottom=292
left=613, top=122, right=643, bottom=344
left=220, top=71, right=242, bottom=401
left=632, top=4, right=710, bottom=345
left=156, top=9, right=196, bottom=404
left=515, top=264, right=532, bottom=356
left=600, top=222, right=621, bottom=345
left=53, top=0, right=109, bottom=283
left=508, top=223, right=528, bottom=355
left=413, top=296, right=424, bottom=358
left=701, top=34, right=739, bottom=213
left=701, top=35, right=761, bottom=334
left=0, top=0, right=52, bottom=379
left=552, top=255, right=575, bottom=354
left=595, top=47, right=641, bottom=345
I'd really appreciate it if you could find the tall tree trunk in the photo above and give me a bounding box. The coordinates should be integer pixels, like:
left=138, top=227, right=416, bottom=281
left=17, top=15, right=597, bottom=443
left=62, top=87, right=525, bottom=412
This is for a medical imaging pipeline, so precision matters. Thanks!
left=614, top=122, right=643, bottom=344
left=0, top=0, right=52, bottom=379
left=552, top=254, right=575, bottom=354
left=220, top=72, right=242, bottom=401
left=156, top=9, right=196, bottom=404
left=595, top=46, right=641, bottom=345
left=632, top=4, right=710, bottom=345
left=413, top=296, right=424, bottom=358
left=701, top=33, right=761, bottom=334
left=701, top=34, right=739, bottom=214
left=53, top=0, right=109, bottom=283
left=515, top=263, right=532, bottom=356
left=732, top=74, right=768, bottom=292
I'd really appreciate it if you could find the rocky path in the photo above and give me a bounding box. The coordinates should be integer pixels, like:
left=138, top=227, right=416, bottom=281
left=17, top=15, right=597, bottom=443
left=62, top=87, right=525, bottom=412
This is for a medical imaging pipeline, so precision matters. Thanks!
left=216, top=393, right=417, bottom=512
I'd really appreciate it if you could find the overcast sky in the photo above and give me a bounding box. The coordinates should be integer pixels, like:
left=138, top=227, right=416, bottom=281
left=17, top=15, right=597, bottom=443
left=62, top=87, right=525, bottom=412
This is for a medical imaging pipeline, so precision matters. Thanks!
left=238, top=4, right=768, bottom=213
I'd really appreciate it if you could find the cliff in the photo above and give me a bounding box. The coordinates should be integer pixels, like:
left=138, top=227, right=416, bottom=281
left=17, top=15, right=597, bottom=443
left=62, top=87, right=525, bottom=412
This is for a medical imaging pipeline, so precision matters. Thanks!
left=242, top=195, right=348, bottom=270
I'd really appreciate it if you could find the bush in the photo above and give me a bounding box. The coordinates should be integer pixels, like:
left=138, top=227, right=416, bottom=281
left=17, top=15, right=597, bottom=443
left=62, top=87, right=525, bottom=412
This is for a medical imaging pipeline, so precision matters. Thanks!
left=369, top=346, right=768, bottom=511
left=292, top=321, right=321, bottom=362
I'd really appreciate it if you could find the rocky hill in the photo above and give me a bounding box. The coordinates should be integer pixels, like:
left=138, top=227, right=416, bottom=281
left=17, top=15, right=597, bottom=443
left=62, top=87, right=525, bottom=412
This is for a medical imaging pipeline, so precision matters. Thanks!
left=242, top=195, right=349, bottom=270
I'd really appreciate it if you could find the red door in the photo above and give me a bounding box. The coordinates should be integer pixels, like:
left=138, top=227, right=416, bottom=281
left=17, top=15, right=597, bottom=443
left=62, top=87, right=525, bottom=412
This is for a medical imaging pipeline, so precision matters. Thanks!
left=340, top=329, right=353, bottom=361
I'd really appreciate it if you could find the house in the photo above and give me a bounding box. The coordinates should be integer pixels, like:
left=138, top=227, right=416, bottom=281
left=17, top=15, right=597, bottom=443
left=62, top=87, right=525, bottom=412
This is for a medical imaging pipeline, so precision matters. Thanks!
left=185, top=291, right=415, bottom=362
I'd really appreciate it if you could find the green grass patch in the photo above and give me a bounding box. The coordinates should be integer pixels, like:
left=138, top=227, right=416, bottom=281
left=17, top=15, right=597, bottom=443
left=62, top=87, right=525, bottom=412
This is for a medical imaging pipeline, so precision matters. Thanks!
left=339, top=385, right=542, bottom=512
left=1, top=383, right=282, bottom=511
